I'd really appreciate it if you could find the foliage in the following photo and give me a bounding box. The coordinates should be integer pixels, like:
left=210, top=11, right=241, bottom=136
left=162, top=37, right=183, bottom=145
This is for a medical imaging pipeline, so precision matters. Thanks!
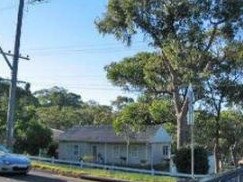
left=195, top=109, right=243, bottom=168
left=82, top=155, right=94, bottom=163
left=80, top=101, right=114, bottom=125
left=47, top=141, right=58, bottom=158
left=35, top=90, right=114, bottom=129
left=14, top=119, right=52, bottom=155
left=174, top=146, right=209, bottom=174
left=195, top=111, right=216, bottom=150
left=36, top=106, right=82, bottom=130
left=111, top=96, right=134, bottom=110
left=34, top=86, right=83, bottom=108
left=114, top=102, right=152, bottom=130
left=196, top=39, right=243, bottom=172
left=149, top=99, right=175, bottom=124
left=96, top=0, right=243, bottom=150
left=96, top=0, right=242, bottom=46
left=0, top=78, right=115, bottom=155
left=220, top=111, right=243, bottom=166
left=0, top=81, right=9, bottom=141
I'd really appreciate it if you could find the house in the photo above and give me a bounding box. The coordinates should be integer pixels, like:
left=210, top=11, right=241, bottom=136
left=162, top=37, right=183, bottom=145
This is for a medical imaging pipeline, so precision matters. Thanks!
left=58, top=125, right=171, bottom=166
left=51, top=128, right=64, bottom=142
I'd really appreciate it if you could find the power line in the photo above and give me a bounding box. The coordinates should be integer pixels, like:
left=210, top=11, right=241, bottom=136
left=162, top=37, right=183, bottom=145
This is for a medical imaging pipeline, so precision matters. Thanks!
left=0, top=5, right=17, bottom=12
left=30, top=46, right=148, bottom=53
left=28, top=84, right=122, bottom=91
left=29, top=48, right=153, bottom=57
left=26, top=41, right=147, bottom=51
left=31, top=85, right=125, bottom=92
left=0, top=0, right=43, bottom=12
left=26, top=74, right=105, bottom=78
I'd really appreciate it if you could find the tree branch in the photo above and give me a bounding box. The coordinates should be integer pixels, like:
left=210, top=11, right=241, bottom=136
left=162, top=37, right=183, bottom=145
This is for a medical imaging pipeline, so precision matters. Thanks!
left=204, top=24, right=218, bottom=52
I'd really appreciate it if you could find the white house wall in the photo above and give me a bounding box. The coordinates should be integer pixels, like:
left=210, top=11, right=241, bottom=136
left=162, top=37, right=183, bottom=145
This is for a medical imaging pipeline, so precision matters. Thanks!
left=58, top=141, right=89, bottom=161
left=58, top=141, right=171, bottom=166
left=145, top=143, right=171, bottom=165
left=59, top=142, right=148, bottom=165
left=95, top=143, right=147, bottom=165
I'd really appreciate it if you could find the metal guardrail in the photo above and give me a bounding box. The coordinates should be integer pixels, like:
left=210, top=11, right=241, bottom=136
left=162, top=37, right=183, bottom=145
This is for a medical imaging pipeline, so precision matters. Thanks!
left=200, top=167, right=243, bottom=182
left=28, top=155, right=210, bottom=180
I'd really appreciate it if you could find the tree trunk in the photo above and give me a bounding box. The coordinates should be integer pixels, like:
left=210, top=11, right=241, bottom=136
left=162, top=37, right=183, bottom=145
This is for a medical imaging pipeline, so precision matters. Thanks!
left=214, top=137, right=220, bottom=173
left=214, top=116, right=220, bottom=173
left=213, top=98, right=222, bottom=174
left=177, top=114, right=189, bottom=149
left=230, top=143, right=237, bottom=168
left=163, top=54, right=189, bottom=149
left=126, top=141, right=129, bottom=165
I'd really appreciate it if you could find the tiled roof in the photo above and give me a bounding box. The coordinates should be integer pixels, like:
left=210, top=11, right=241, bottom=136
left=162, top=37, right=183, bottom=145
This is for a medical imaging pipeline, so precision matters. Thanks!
left=59, top=125, right=167, bottom=143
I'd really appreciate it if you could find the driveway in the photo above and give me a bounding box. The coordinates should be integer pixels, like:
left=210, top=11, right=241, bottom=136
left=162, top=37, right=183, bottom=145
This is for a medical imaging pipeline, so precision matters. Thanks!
left=0, top=170, right=92, bottom=182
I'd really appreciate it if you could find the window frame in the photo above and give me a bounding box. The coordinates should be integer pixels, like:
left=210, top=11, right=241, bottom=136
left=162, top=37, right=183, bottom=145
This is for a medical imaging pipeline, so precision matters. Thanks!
left=113, top=145, right=120, bottom=158
left=73, top=144, right=79, bottom=156
left=130, top=145, right=138, bottom=158
left=162, top=145, right=169, bottom=156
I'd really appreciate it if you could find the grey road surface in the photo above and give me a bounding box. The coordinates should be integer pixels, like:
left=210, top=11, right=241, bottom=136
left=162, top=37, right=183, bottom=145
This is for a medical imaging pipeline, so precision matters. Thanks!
left=0, top=170, right=92, bottom=182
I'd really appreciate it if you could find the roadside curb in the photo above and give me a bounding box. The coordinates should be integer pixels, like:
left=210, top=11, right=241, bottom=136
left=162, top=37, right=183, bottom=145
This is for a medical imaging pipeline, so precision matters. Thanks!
left=32, top=169, right=129, bottom=182
left=80, top=175, right=129, bottom=182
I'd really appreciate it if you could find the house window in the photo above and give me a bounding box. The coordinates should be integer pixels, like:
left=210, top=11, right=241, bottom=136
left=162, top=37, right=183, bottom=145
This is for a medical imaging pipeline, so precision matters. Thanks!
left=73, top=145, right=79, bottom=155
left=131, top=146, right=138, bottom=158
left=163, top=146, right=169, bottom=156
left=113, top=145, right=120, bottom=158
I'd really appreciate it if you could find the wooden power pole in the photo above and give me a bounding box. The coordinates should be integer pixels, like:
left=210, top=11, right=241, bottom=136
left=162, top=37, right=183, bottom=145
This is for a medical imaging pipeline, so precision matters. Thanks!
left=6, top=0, right=25, bottom=150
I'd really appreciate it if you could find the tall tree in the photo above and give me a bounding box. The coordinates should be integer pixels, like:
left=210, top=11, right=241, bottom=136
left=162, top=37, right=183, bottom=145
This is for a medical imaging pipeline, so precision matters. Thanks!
left=34, top=86, right=83, bottom=108
left=199, top=41, right=243, bottom=172
left=221, top=111, right=243, bottom=168
left=113, top=101, right=151, bottom=165
left=96, top=0, right=243, bottom=149
left=195, top=109, right=243, bottom=171
left=36, top=106, right=82, bottom=129
left=80, top=101, right=114, bottom=125
left=14, top=119, right=52, bottom=155
left=0, top=80, right=52, bottom=154
left=111, top=96, right=134, bottom=111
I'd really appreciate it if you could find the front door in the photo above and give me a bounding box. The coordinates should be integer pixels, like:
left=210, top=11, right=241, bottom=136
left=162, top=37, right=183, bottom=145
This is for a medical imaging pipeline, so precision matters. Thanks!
left=92, top=146, right=97, bottom=162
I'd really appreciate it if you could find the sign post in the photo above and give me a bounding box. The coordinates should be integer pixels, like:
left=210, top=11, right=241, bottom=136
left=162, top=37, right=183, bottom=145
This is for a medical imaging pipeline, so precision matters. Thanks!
left=187, top=84, right=195, bottom=179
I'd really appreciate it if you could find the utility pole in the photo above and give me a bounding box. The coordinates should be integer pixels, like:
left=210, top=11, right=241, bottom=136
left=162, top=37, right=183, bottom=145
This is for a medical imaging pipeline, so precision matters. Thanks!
left=6, top=0, right=25, bottom=150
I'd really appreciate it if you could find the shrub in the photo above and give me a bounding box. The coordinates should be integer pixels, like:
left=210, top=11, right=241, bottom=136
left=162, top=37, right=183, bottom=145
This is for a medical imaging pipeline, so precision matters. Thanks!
left=83, top=155, right=94, bottom=162
left=47, top=141, right=58, bottom=158
left=174, top=146, right=209, bottom=174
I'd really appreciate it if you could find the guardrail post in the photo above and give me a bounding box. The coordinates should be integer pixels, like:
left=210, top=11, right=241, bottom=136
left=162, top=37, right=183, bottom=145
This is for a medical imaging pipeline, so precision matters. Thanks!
left=237, top=173, right=243, bottom=182
left=51, top=156, right=54, bottom=164
left=80, top=160, right=83, bottom=168
left=151, top=168, right=155, bottom=176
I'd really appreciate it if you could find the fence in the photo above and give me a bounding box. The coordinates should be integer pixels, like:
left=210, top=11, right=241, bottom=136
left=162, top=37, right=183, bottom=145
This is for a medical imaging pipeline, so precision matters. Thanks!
left=29, top=155, right=210, bottom=180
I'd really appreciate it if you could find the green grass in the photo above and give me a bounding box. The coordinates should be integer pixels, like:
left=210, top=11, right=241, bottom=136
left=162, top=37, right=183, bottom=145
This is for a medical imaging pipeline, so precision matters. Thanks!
left=32, top=161, right=176, bottom=182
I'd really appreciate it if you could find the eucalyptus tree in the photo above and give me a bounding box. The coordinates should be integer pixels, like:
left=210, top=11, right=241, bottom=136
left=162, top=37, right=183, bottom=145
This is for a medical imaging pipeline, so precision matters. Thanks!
left=199, top=41, right=243, bottom=172
left=95, top=0, right=243, bottom=150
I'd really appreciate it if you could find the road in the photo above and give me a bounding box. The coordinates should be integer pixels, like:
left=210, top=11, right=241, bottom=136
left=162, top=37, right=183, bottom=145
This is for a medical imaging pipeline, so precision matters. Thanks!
left=0, top=170, right=92, bottom=182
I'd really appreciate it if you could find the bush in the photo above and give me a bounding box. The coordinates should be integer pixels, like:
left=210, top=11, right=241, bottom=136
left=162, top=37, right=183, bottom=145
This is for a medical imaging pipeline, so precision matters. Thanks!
left=82, top=155, right=94, bottom=162
left=174, top=146, right=209, bottom=174
left=47, top=141, right=58, bottom=158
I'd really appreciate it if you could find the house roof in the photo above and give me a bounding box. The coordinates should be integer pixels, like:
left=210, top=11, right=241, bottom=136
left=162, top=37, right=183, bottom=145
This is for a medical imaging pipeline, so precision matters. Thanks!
left=59, top=125, right=171, bottom=143
left=51, top=128, right=64, bottom=142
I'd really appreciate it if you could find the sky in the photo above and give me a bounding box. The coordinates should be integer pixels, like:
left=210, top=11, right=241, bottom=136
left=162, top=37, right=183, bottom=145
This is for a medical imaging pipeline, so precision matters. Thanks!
left=0, top=0, right=153, bottom=105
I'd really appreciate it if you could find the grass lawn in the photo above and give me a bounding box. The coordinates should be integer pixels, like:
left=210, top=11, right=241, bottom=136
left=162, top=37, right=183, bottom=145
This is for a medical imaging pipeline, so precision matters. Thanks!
left=32, top=161, right=176, bottom=182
